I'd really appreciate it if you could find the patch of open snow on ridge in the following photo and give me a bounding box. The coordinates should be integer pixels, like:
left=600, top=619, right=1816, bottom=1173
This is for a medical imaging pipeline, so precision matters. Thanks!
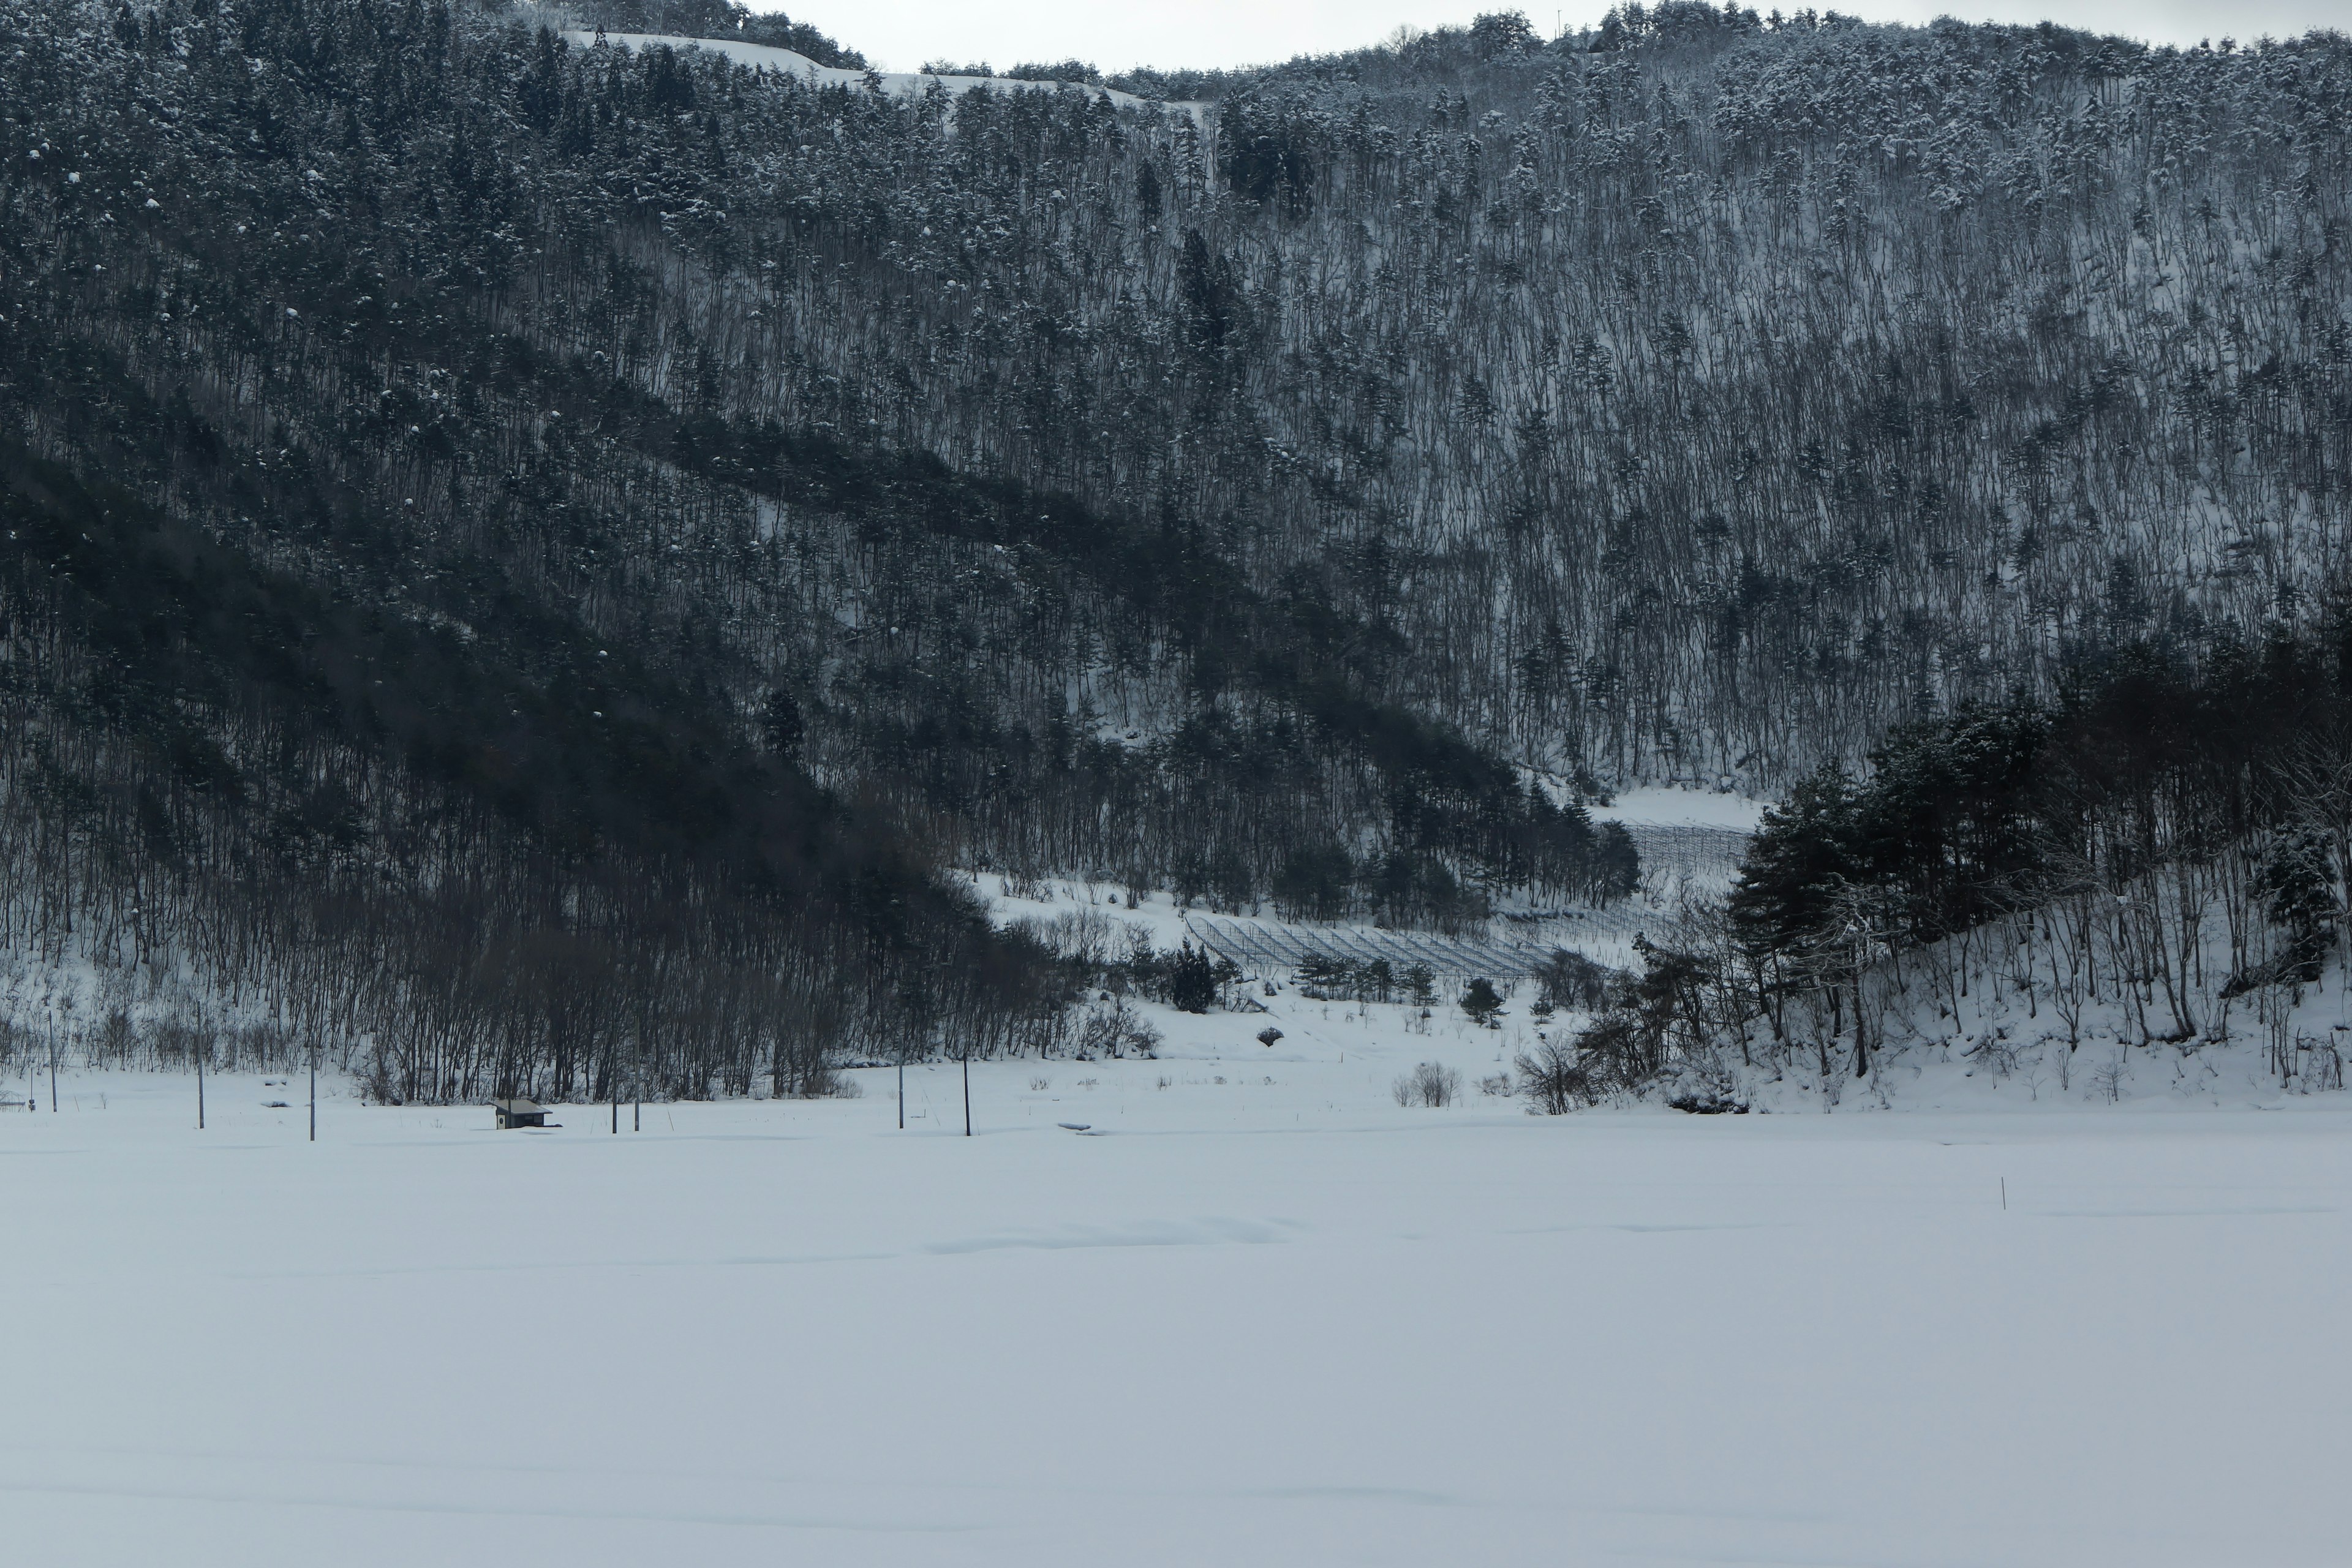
left=1589, top=785, right=1771, bottom=833
left=963, top=872, right=1199, bottom=954
left=565, top=32, right=1198, bottom=116
left=5, top=1063, right=2349, bottom=1567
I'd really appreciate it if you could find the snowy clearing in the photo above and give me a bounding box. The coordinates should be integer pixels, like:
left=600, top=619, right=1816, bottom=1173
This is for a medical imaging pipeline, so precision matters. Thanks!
left=563, top=31, right=1197, bottom=115
left=7, top=1014, right=2348, bottom=1566
left=1588, top=786, right=1771, bottom=835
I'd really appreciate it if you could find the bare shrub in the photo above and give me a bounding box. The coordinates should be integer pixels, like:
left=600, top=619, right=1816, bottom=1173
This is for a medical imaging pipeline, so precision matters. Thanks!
left=1047, top=908, right=1112, bottom=966
left=1029, top=1075, right=1051, bottom=1091
left=1515, top=1040, right=1594, bottom=1115
left=797, top=1064, right=862, bottom=1099
left=361, top=1045, right=401, bottom=1106
left=998, top=872, right=1051, bottom=902
left=1077, top=995, right=1161, bottom=1058
left=1560, top=1011, right=1665, bottom=1097
left=1392, top=1060, right=1461, bottom=1107
left=153, top=1014, right=219, bottom=1072
left=1967, top=1034, right=2020, bottom=1077
left=2089, top=1049, right=2128, bottom=1104
left=92, top=1009, right=136, bottom=1067
left=1532, top=948, right=1613, bottom=1012
left=1478, top=1071, right=1513, bottom=1097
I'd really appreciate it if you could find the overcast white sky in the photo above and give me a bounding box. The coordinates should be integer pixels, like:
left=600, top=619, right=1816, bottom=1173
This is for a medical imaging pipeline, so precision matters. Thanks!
left=772, top=1, right=2345, bottom=74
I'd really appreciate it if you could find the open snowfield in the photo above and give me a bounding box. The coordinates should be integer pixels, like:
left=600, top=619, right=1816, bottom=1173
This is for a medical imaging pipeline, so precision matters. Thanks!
left=562, top=31, right=1197, bottom=115
left=7, top=1008, right=2350, bottom=1567
left=1587, top=786, right=1771, bottom=835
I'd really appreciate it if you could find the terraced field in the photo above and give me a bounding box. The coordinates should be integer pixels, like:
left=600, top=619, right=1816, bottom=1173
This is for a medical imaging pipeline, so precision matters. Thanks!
left=1186, top=821, right=1748, bottom=984
left=1186, top=915, right=1552, bottom=984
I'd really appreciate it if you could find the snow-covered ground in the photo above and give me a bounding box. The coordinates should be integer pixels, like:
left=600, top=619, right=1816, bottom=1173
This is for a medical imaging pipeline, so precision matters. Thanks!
left=564, top=31, right=1197, bottom=115
left=1588, top=785, right=1771, bottom=835
left=8, top=1001, right=2350, bottom=1565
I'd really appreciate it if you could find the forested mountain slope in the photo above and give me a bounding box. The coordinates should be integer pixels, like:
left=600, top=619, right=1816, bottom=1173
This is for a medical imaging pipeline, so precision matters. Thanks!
left=0, top=0, right=2344, bottom=1091
left=569, top=1, right=2346, bottom=792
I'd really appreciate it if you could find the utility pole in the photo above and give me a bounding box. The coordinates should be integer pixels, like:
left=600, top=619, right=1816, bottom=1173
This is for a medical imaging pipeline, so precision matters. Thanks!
left=48, top=1015, right=58, bottom=1113
left=1846, top=921, right=1868, bottom=1080
left=309, top=1044, right=317, bottom=1142
left=196, top=1039, right=205, bottom=1131
left=897, top=1052, right=905, bottom=1129
left=962, top=1037, right=971, bottom=1137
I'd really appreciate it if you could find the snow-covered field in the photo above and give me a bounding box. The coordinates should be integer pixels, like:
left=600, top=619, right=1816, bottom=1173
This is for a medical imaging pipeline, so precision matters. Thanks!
left=8, top=998, right=2350, bottom=1566
left=1588, top=785, right=1771, bottom=835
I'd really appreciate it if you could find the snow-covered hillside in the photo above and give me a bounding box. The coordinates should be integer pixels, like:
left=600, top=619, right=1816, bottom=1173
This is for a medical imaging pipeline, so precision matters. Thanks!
left=967, top=869, right=2352, bottom=1115
left=564, top=31, right=1199, bottom=115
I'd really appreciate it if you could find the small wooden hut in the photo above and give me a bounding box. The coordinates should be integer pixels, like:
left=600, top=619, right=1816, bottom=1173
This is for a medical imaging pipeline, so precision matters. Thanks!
left=492, top=1098, right=548, bottom=1130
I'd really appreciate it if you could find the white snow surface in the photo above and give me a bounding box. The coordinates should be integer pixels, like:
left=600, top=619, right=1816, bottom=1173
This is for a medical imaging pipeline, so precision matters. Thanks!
left=1588, top=785, right=1771, bottom=834
left=9, top=1008, right=2351, bottom=1565
left=564, top=31, right=1193, bottom=114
